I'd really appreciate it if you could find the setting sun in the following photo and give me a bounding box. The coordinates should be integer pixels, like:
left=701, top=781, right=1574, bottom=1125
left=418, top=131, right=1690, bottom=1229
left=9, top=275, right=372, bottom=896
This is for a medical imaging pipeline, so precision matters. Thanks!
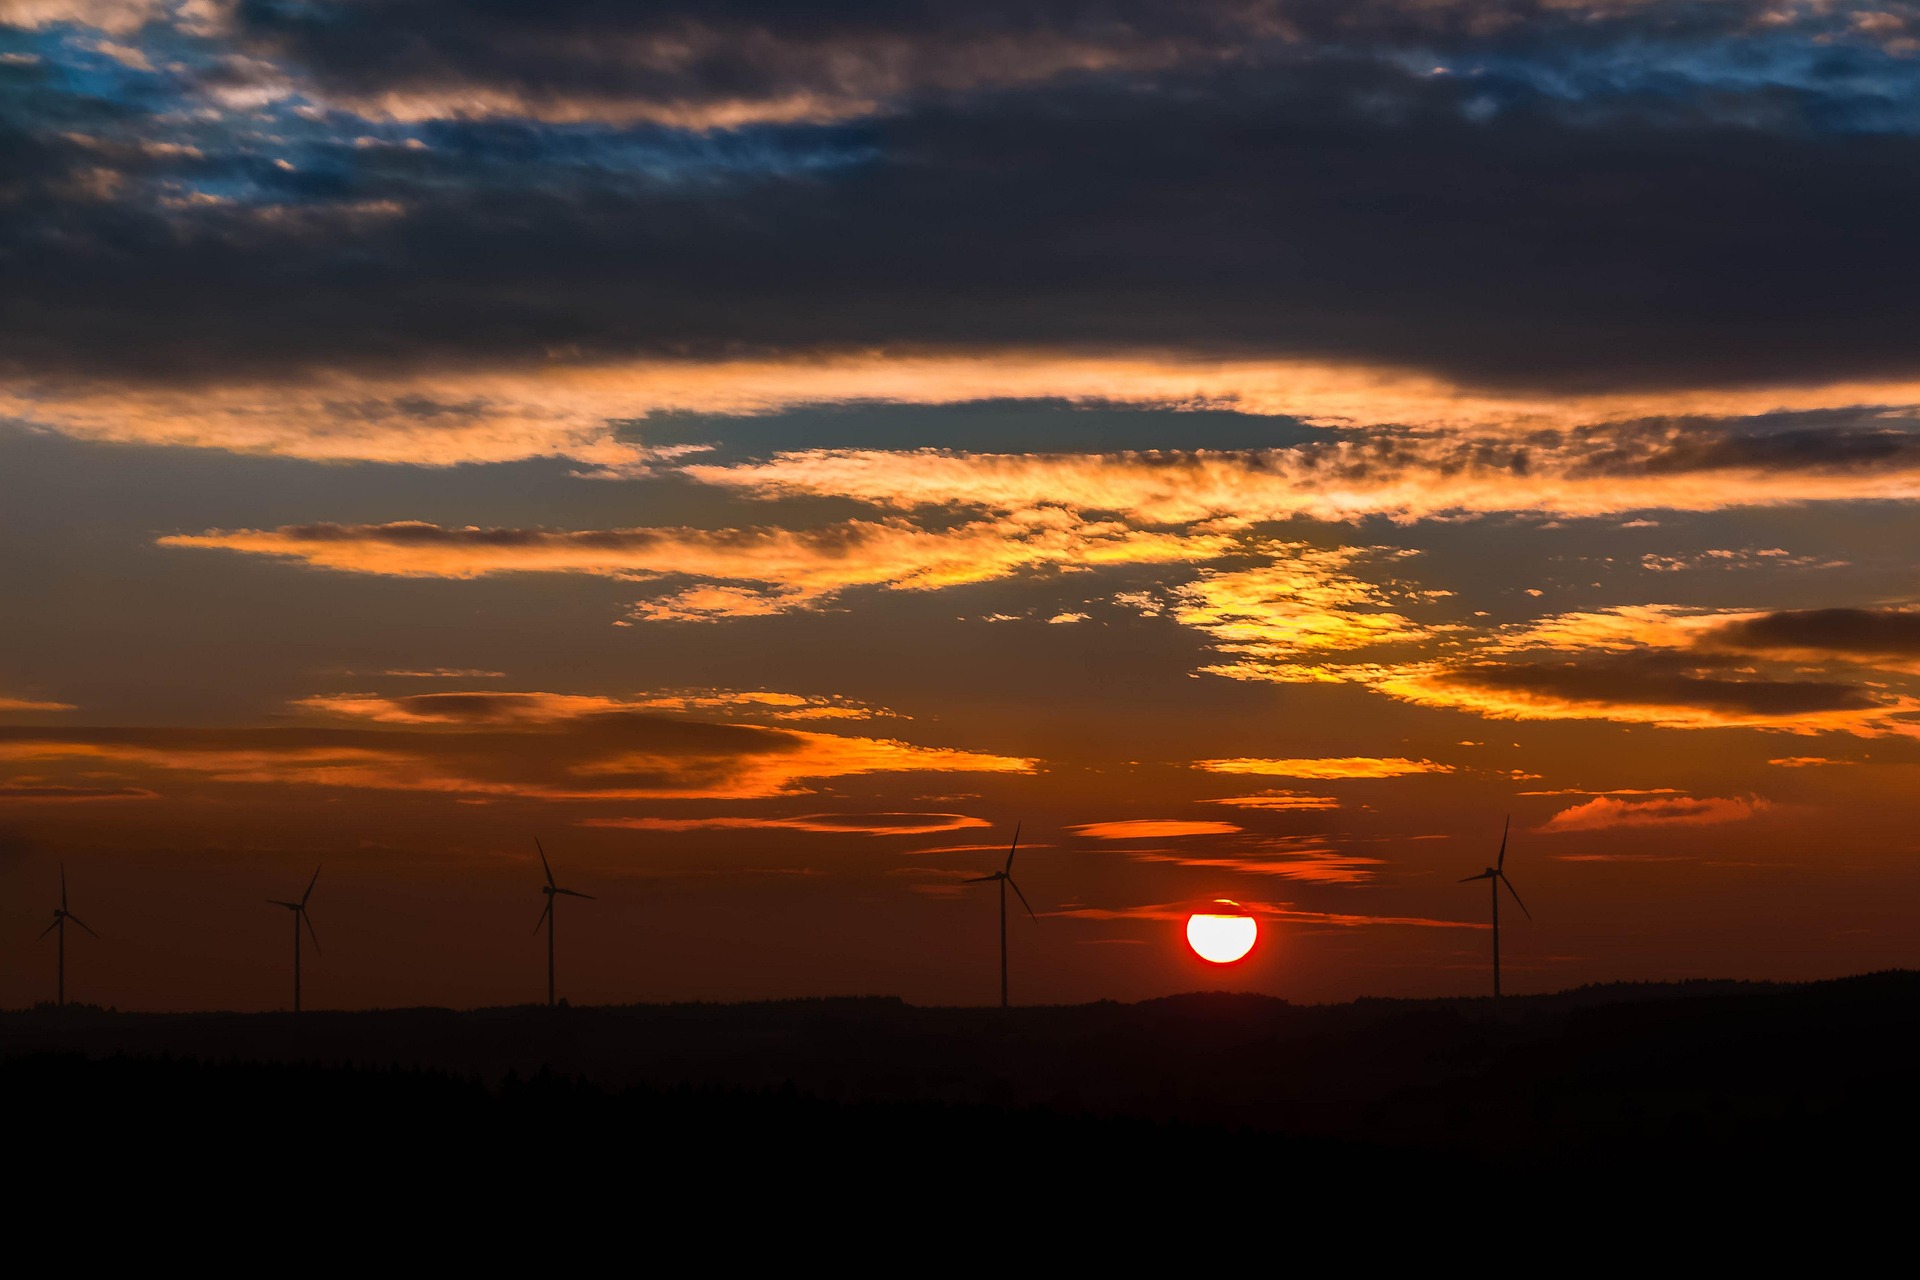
left=1185, top=901, right=1258, bottom=964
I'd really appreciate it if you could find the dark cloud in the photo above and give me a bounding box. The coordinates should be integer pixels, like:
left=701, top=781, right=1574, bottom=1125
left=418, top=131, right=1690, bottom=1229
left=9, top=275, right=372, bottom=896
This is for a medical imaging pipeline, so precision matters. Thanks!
left=1568, top=422, right=1920, bottom=477
left=1436, top=658, right=1882, bottom=717
left=0, top=709, right=1022, bottom=799
left=0, top=718, right=798, bottom=797
left=0, top=784, right=158, bottom=800
left=231, top=0, right=1277, bottom=117
left=1268, top=420, right=1920, bottom=486
left=1704, top=609, right=1920, bottom=660
left=4, top=3, right=1920, bottom=391
left=229, top=0, right=1876, bottom=121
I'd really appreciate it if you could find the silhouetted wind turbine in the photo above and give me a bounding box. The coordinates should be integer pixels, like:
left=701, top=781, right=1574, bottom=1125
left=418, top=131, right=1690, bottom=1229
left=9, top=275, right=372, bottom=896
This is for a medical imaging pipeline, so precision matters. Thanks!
left=1460, top=817, right=1530, bottom=999
left=40, top=863, right=98, bottom=1008
left=965, top=823, right=1035, bottom=1009
left=268, top=867, right=321, bottom=1013
left=533, top=838, right=594, bottom=1008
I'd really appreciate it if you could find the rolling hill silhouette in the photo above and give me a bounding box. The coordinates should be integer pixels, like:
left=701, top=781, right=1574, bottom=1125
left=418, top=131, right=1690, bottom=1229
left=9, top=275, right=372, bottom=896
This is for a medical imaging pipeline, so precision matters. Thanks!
left=7, top=973, right=1913, bottom=1247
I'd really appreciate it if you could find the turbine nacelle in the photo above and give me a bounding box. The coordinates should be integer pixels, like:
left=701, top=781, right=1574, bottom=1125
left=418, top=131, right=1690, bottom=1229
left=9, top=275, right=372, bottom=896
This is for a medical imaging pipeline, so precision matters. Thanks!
left=269, top=867, right=323, bottom=959
left=966, top=822, right=1035, bottom=918
left=42, top=866, right=98, bottom=942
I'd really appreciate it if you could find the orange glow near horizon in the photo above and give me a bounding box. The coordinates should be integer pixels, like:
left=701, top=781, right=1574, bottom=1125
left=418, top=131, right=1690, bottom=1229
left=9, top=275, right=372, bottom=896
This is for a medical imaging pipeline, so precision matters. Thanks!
left=1185, top=901, right=1258, bottom=964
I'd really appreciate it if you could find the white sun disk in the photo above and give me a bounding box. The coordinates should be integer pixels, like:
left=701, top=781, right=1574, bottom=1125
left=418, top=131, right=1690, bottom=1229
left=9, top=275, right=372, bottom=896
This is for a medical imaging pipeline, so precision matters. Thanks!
left=1186, top=908, right=1257, bottom=964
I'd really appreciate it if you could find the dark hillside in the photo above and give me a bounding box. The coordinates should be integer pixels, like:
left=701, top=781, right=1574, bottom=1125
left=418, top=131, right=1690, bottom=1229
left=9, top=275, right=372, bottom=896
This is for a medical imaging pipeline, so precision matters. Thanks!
left=7, top=974, right=1914, bottom=1249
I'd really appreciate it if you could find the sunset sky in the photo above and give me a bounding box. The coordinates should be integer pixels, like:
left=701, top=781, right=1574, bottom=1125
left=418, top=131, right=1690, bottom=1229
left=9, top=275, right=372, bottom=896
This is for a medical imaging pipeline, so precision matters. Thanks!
left=7, top=0, right=1920, bottom=1010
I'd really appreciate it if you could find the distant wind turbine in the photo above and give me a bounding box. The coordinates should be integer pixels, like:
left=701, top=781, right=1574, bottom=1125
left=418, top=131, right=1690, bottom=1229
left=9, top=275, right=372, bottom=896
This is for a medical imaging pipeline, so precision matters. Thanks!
left=1460, top=817, right=1530, bottom=999
left=40, top=863, right=98, bottom=1008
left=268, top=867, right=322, bottom=1013
left=533, top=838, right=595, bottom=1008
left=965, top=823, right=1036, bottom=1009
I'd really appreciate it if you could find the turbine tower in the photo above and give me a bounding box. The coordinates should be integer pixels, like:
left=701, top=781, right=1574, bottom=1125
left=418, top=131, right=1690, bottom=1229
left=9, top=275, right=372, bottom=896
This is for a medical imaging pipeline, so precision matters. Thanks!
left=268, top=867, right=322, bottom=1013
left=1459, top=817, right=1530, bottom=999
left=533, top=838, right=595, bottom=1008
left=39, top=863, right=98, bottom=1007
left=965, top=823, right=1035, bottom=1008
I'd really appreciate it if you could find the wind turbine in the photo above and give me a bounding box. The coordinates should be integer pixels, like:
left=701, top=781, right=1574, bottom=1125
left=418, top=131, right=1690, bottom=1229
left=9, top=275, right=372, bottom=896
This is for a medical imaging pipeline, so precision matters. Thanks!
left=39, top=863, right=98, bottom=1007
left=1460, top=817, right=1530, bottom=999
left=965, top=823, right=1035, bottom=1009
left=533, top=838, right=594, bottom=1008
left=268, top=867, right=322, bottom=1013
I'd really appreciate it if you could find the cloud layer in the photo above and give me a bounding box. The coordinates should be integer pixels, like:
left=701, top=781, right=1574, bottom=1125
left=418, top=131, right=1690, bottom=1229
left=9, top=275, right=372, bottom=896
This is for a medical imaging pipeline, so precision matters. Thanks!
left=0, top=700, right=1033, bottom=802
left=10, top=0, right=1920, bottom=434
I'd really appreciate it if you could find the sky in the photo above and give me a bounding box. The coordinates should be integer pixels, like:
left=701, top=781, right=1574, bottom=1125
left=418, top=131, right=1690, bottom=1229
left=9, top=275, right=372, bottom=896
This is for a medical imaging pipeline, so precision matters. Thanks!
left=7, top=0, right=1920, bottom=1011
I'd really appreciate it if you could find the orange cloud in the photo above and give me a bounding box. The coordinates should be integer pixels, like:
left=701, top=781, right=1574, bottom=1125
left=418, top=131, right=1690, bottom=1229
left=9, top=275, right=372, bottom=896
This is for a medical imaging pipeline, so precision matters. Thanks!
left=1481, top=604, right=1731, bottom=655
left=1199, top=600, right=1920, bottom=735
left=0, top=782, right=157, bottom=801
left=1068, top=819, right=1243, bottom=839
left=631, top=691, right=888, bottom=722
left=627, top=585, right=811, bottom=623
left=1123, top=848, right=1384, bottom=885
left=160, top=514, right=1234, bottom=609
left=0, top=368, right=686, bottom=467
left=295, top=688, right=886, bottom=725
left=1540, top=794, right=1772, bottom=832
left=1468, top=603, right=1920, bottom=678
left=1518, top=788, right=1686, bottom=796
left=0, top=738, right=437, bottom=792
left=295, top=691, right=636, bottom=725
left=1201, top=791, right=1341, bottom=811
left=1768, top=756, right=1853, bottom=768
left=0, top=696, right=76, bottom=712
left=1052, top=901, right=1480, bottom=929
left=582, top=812, right=989, bottom=836
left=681, top=418, right=1920, bottom=524
left=1166, top=547, right=1451, bottom=665
left=1364, top=659, right=1912, bottom=734
left=572, top=730, right=1033, bottom=799
left=904, top=841, right=1048, bottom=856
left=1196, top=756, right=1453, bottom=779
left=23, top=350, right=1920, bottom=472
left=0, top=718, right=1033, bottom=802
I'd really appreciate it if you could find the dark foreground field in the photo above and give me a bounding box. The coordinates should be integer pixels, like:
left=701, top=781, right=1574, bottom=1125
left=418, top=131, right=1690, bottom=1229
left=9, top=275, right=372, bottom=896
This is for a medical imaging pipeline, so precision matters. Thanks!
left=7, top=974, right=1915, bottom=1254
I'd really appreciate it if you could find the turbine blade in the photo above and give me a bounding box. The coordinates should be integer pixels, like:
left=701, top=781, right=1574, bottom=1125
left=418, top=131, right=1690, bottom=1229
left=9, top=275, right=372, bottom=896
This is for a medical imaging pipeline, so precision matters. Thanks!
left=301, top=865, right=321, bottom=907
left=533, top=900, right=552, bottom=933
left=1458, top=872, right=1494, bottom=882
left=67, top=914, right=99, bottom=938
left=1497, top=816, right=1510, bottom=872
left=268, top=899, right=299, bottom=909
left=39, top=918, right=60, bottom=939
left=1007, top=878, right=1037, bottom=921
left=61, top=862, right=68, bottom=911
left=963, top=873, right=999, bottom=883
left=301, top=910, right=322, bottom=954
left=1005, top=821, right=1021, bottom=874
left=535, top=837, right=556, bottom=889
left=554, top=888, right=595, bottom=900
left=1500, top=874, right=1532, bottom=921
